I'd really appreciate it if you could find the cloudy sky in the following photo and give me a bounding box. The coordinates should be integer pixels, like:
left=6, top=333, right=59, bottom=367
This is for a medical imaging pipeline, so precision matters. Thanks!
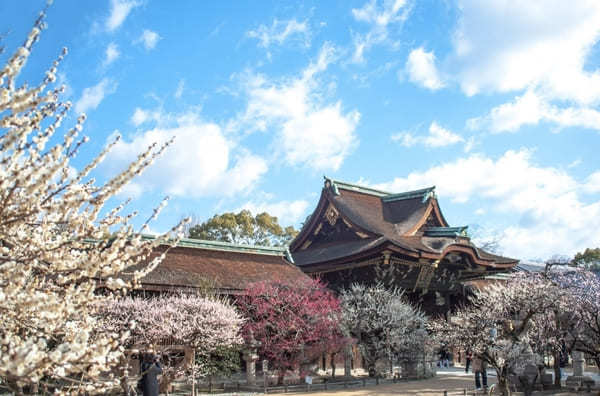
left=3, top=0, right=600, bottom=261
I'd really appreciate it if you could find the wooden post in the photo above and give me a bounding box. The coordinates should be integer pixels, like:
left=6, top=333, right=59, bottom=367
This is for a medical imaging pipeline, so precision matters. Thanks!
left=191, top=348, right=196, bottom=396
left=263, top=359, right=268, bottom=394
left=443, top=391, right=447, bottom=396
left=463, top=389, right=467, bottom=396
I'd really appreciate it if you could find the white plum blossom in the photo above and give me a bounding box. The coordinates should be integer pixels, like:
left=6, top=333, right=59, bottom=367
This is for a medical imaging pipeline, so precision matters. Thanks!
left=0, top=9, right=186, bottom=394
left=431, top=272, right=570, bottom=396
left=560, top=270, right=600, bottom=369
left=97, top=294, right=243, bottom=392
left=340, top=283, right=427, bottom=376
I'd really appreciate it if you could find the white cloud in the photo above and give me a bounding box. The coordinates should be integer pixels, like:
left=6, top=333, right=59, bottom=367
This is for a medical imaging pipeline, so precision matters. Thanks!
left=424, top=122, right=463, bottom=147
left=467, top=89, right=600, bottom=133
left=405, top=47, right=444, bottom=90
left=351, top=0, right=411, bottom=63
left=106, top=0, right=140, bottom=32
left=392, top=122, right=463, bottom=148
left=446, top=1, right=600, bottom=133
left=174, top=79, right=185, bottom=99
left=136, top=29, right=161, bottom=50
left=584, top=171, right=600, bottom=193
left=247, top=19, right=310, bottom=48
left=237, top=199, right=310, bottom=226
left=373, top=149, right=600, bottom=259
left=104, top=113, right=268, bottom=198
left=567, top=159, right=582, bottom=169
left=238, top=43, right=360, bottom=171
left=74, top=78, right=117, bottom=114
left=130, top=107, right=163, bottom=126
left=103, top=42, right=120, bottom=67
left=452, top=0, right=600, bottom=102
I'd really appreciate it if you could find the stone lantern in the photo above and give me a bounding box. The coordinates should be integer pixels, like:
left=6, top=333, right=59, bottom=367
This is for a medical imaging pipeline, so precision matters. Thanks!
left=243, top=330, right=261, bottom=386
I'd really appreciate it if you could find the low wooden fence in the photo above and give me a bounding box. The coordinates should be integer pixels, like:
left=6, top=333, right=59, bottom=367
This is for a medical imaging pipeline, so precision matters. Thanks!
left=190, top=378, right=486, bottom=395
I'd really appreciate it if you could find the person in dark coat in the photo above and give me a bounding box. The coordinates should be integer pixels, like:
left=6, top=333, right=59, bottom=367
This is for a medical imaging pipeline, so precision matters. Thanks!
left=140, top=353, right=162, bottom=396
left=472, top=356, right=488, bottom=390
left=465, top=349, right=472, bottom=373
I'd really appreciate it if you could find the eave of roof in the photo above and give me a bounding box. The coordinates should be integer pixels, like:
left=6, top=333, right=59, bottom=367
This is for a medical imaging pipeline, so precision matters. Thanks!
left=139, top=234, right=293, bottom=260
left=423, top=226, right=468, bottom=237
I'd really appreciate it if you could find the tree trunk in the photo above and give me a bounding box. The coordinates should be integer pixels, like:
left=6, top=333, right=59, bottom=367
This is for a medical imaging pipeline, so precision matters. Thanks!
left=118, top=354, right=131, bottom=395
left=277, top=370, right=285, bottom=386
left=553, top=351, right=562, bottom=387
left=331, top=352, right=336, bottom=378
left=497, top=377, right=511, bottom=396
left=494, top=365, right=512, bottom=396
left=159, top=372, right=176, bottom=394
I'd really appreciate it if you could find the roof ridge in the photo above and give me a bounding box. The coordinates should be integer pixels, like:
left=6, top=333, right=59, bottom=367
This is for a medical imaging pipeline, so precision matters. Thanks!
left=381, top=186, right=436, bottom=203
left=140, top=234, right=288, bottom=256
left=324, top=176, right=391, bottom=197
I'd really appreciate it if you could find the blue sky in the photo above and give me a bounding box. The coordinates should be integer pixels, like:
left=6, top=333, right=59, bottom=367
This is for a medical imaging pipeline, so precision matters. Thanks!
left=3, top=0, right=600, bottom=261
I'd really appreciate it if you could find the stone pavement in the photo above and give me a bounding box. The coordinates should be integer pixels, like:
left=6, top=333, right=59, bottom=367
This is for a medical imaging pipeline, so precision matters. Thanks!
left=266, top=367, right=494, bottom=396
left=263, top=367, right=598, bottom=396
left=186, top=366, right=599, bottom=396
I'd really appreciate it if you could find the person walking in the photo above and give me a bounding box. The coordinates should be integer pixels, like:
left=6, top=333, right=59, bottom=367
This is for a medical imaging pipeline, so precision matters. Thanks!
left=140, top=353, right=163, bottom=396
left=438, top=347, right=449, bottom=368
left=465, top=349, right=472, bottom=373
left=472, top=355, right=487, bottom=391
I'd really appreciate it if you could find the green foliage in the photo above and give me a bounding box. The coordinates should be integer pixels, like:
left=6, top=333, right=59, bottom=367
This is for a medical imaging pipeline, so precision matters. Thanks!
left=195, top=345, right=241, bottom=381
left=187, top=210, right=298, bottom=246
left=573, top=248, right=600, bottom=272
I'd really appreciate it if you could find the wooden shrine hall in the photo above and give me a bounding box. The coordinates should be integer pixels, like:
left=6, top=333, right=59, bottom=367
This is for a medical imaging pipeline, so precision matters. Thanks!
left=288, top=178, right=518, bottom=316
left=138, top=177, right=518, bottom=316
left=133, top=177, right=520, bottom=379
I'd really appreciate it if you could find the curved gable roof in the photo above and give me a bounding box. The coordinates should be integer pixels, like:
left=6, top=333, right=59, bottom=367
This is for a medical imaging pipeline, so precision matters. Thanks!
left=291, top=178, right=446, bottom=251
left=290, top=178, right=517, bottom=269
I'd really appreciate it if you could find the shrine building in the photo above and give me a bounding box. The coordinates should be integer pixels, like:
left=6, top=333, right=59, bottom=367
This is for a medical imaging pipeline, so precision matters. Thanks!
left=289, top=178, right=518, bottom=315
left=139, top=178, right=518, bottom=316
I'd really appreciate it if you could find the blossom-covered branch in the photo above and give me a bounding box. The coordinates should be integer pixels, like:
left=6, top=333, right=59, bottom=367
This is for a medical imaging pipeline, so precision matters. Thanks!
left=236, top=279, right=347, bottom=383
left=340, top=283, right=427, bottom=377
left=0, top=8, right=187, bottom=394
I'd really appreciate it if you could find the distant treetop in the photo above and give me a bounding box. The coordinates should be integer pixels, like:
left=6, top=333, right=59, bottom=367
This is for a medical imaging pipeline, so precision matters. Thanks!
left=187, top=210, right=298, bottom=247
left=573, top=247, right=600, bottom=272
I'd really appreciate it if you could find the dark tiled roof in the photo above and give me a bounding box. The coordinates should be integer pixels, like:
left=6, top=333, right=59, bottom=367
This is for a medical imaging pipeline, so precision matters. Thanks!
left=292, top=237, right=387, bottom=267
left=291, top=178, right=518, bottom=268
left=138, top=242, right=309, bottom=293
left=477, top=248, right=519, bottom=265
left=331, top=187, right=430, bottom=238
